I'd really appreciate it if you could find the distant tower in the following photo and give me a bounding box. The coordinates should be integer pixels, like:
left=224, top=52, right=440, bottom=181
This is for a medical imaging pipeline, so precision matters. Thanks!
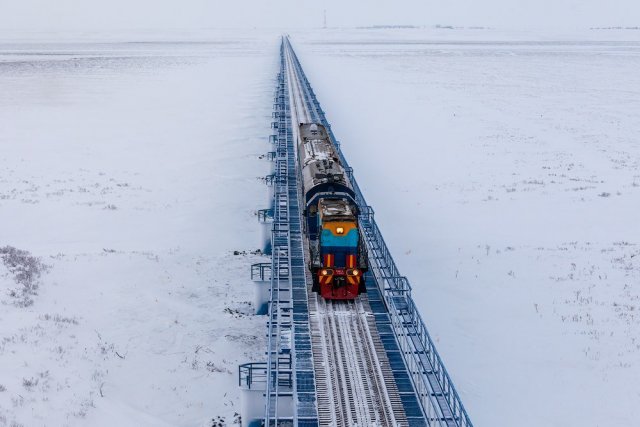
left=323, top=9, right=327, bottom=29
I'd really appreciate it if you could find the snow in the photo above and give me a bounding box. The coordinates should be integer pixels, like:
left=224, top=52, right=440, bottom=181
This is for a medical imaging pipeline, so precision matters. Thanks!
left=1, top=27, right=639, bottom=427
left=291, top=28, right=640, bottom=426
left=0, top=33, right=278, bottom=426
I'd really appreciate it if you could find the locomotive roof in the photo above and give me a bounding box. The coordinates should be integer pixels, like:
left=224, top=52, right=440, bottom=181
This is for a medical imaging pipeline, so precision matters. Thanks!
left=299, top=123, right=340, bottom=166
left=319, top=199, right=355, bottom=220
left=300, top=122, right=328, bottom=140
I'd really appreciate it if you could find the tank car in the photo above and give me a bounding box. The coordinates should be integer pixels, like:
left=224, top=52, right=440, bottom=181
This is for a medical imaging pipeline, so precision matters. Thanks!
left=297, top=123, right=367, bottom=299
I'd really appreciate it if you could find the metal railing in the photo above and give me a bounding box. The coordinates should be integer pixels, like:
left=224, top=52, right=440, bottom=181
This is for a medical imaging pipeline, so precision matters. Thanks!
left=251, top=262, right=271, bottom=281
left=258, top=208, right=274, bottom=223
left=239, top=358, right=292, bottom=390
left=263, top=49, right=291, bottom=425
left=260, top=39, right=319, bottom=427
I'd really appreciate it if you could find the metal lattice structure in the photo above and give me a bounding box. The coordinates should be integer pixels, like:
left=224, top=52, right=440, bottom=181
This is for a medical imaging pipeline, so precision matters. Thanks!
left=266, top=40, right=320, bottom=426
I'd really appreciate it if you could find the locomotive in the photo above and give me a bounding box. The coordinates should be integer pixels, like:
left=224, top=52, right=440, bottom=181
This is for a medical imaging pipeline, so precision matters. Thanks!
left=297, top=123, right=367, bottom=299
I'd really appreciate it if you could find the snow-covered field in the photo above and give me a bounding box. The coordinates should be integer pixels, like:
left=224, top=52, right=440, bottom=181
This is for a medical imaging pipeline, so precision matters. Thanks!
left=293, top=28, right=640, bottom=427
left=1, top=27, right=639, bottom=427
left=0, top=33, right=278, bottom=426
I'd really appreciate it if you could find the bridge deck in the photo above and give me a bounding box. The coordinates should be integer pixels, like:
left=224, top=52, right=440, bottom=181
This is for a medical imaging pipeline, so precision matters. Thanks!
left=239, top=37, right=473, bottom=427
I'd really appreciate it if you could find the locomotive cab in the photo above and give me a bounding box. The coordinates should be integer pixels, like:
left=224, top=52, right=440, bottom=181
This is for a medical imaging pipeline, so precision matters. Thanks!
left=314, top=199, right=366, bottom=299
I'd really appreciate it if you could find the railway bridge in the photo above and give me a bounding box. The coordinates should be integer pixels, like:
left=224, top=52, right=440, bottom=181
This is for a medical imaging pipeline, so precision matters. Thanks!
left=239, top=37, right=473, bottom=427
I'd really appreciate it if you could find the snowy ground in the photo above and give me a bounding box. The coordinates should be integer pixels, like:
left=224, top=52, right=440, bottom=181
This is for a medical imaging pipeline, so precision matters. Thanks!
left=2, top=27, right=639, bottom=427
left=292, top=28, right=640, bottom=427
left=0, top=33, right=278, bottom=426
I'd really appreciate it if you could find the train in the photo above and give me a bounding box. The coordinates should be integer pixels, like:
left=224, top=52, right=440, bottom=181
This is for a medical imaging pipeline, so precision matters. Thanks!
left=297, top=122, right=368, bottom=299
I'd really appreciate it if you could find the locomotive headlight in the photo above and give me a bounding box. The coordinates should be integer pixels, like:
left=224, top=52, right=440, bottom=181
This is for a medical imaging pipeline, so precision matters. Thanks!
left=336, top=227, right=344, bottom=234
left=321, top=269, right=328, bottom=276
left=353, top=269, right=359, bottom=276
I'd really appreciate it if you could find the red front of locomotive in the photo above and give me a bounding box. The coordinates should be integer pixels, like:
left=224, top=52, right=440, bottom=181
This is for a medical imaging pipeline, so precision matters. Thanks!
left=317, top=251, right=362, bottom=300
left=314, top=204, right=365, bottom=300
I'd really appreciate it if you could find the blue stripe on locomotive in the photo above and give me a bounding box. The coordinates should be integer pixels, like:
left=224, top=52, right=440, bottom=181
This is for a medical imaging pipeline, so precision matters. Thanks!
left=320, top=228, right=358, bottom=248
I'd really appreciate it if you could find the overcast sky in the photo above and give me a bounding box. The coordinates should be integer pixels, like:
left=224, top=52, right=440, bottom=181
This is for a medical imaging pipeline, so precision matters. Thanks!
left=0, top=0, right=639, bottom=31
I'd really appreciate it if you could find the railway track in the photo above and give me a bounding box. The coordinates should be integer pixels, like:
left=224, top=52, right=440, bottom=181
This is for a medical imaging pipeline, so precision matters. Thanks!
left=309, top=293, right=408, bottom=427
left=285, top=36, right=410, bottom=427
